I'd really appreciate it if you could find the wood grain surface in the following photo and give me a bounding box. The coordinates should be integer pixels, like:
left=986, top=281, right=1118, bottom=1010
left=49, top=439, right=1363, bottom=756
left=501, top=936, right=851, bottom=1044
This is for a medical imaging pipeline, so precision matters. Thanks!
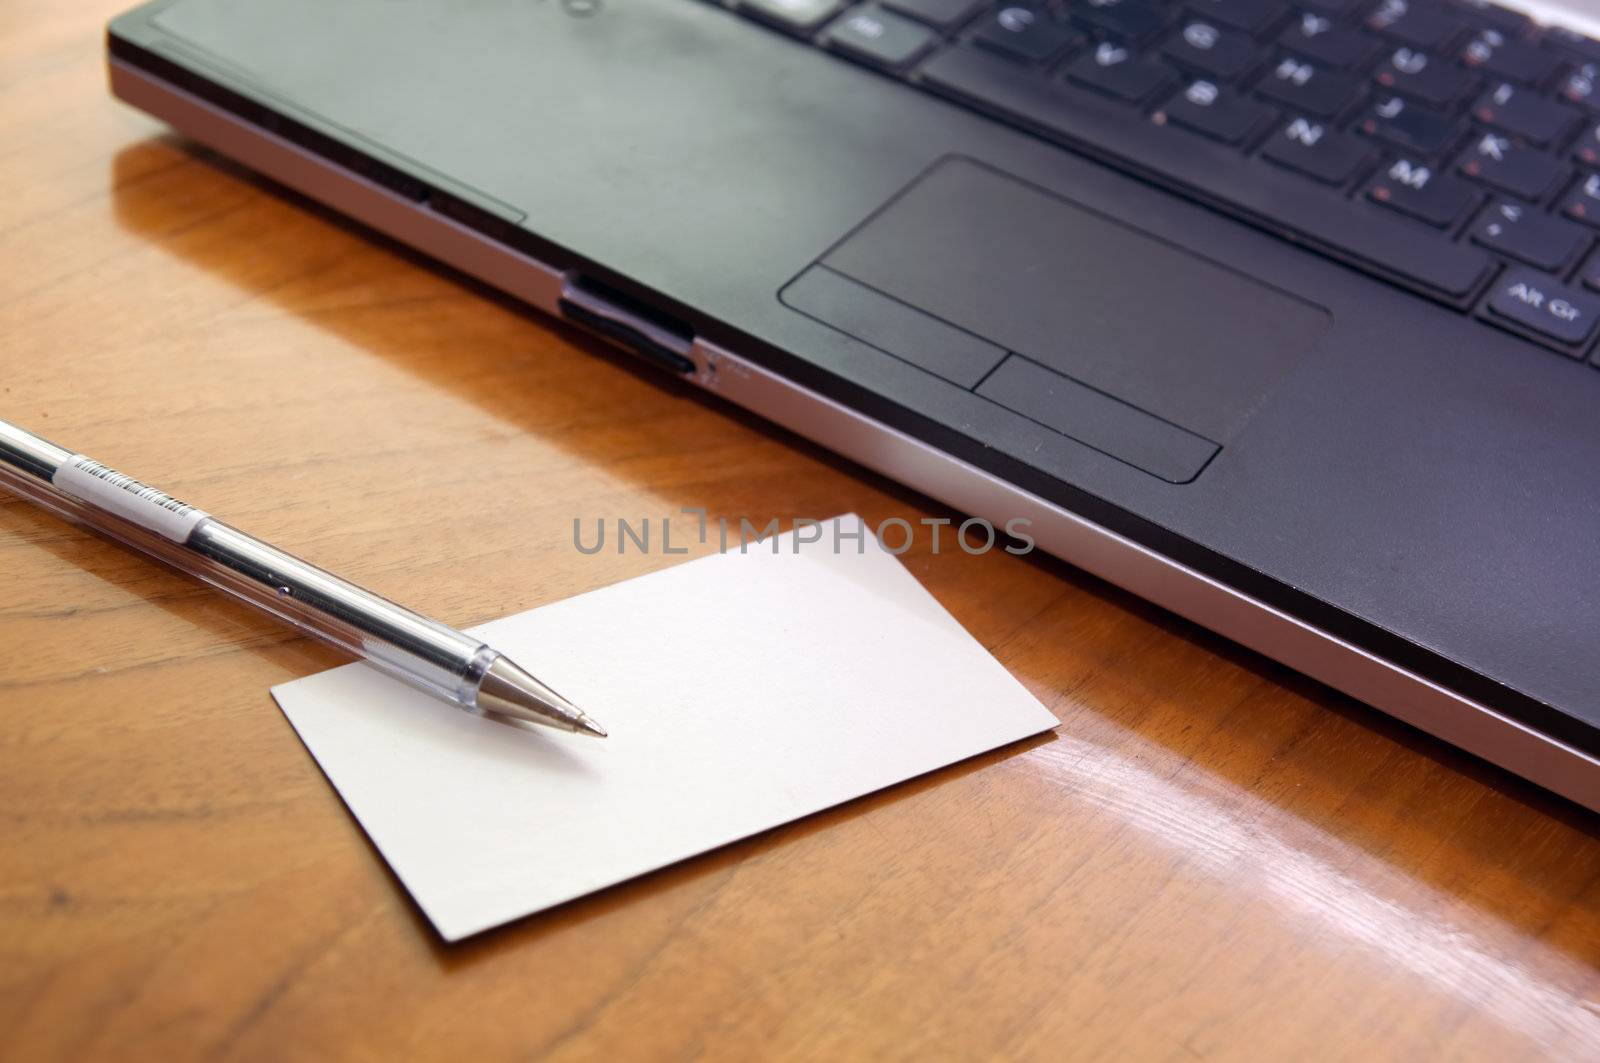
left=2, top=3, right=1597, bottom=1059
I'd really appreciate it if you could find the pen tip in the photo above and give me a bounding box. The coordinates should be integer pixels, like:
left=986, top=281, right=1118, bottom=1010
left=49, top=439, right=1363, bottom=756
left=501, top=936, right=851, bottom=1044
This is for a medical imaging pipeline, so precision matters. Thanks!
left=476, top=656, right=609, bottom=738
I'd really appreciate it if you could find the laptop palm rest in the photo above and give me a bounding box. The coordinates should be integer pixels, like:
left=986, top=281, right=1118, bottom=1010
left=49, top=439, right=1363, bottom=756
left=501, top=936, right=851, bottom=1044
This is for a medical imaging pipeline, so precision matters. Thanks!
left=781, top=157, right=1330, bottom=484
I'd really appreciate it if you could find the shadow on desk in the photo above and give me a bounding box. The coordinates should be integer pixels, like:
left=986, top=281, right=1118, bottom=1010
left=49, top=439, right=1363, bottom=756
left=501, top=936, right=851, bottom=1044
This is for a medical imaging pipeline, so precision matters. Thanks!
left=102, top=138, right=1597, bottom=977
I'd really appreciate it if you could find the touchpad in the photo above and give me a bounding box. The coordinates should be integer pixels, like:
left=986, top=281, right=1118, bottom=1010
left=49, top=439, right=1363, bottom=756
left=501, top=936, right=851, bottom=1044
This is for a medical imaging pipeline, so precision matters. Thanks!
left=782, top=156, right=1329, bottom=483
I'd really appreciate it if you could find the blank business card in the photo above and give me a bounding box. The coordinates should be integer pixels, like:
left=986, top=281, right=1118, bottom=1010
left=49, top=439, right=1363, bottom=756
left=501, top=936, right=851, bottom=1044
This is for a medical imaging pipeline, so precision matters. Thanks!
left=270, top=515, right=1057, bottom=941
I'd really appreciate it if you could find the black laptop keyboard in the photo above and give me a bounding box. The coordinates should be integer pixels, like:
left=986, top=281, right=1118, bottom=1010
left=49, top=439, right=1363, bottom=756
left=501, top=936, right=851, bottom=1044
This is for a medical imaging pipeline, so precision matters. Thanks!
left=716, top=0, right=1600, bottom=364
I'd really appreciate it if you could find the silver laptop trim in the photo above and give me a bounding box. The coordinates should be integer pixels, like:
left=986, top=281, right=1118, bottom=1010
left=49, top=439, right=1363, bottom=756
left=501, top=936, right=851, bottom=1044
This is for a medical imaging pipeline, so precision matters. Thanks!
left=1502, top=0, right=1600, bottom=41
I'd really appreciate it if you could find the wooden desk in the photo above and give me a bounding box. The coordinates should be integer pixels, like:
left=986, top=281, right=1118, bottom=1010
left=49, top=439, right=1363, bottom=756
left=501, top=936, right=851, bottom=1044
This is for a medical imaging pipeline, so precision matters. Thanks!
left=2, top=4, right=1596, bottom=1058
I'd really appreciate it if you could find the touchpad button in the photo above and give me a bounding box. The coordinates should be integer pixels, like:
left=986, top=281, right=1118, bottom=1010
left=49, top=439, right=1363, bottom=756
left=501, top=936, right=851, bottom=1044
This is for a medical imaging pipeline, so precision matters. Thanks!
left=790, top=156, right=1329, bottom=482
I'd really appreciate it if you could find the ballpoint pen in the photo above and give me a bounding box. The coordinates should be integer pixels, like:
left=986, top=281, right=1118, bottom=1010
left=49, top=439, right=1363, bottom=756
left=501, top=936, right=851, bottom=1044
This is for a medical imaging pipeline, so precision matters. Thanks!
left=0, top=418, right=607, bottom=738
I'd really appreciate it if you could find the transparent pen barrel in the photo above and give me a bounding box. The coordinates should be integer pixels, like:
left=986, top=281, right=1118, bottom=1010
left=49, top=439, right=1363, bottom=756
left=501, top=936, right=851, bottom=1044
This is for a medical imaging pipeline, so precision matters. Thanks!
left=187, top=521, right=496, bottom=706
left=0, top=461, right=493, bottom=707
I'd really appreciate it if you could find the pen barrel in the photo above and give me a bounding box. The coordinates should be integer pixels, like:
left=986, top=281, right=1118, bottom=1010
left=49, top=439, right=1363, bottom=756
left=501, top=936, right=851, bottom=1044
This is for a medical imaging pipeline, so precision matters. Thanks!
left=185, top=520, right=496, bottom=708
left=0, top=419, right=69, bottom=480
left=0, top=444, right=494, bottom=710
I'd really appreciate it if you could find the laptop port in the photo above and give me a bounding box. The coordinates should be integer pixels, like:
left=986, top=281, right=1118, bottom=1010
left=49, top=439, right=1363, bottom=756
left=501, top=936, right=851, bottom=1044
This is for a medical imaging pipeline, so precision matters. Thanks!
left=558, top=275, right=696, bottom=375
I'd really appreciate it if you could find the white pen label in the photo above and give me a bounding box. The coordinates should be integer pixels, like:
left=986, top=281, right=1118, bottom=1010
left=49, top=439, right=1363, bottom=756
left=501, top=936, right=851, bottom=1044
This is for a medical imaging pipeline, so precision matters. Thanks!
left=52, top=455, right=209, bottom=543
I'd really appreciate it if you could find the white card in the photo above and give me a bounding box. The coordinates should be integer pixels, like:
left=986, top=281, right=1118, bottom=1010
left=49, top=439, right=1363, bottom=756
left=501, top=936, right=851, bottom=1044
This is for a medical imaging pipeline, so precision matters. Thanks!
left=271, top=515, right=1057, bottom=940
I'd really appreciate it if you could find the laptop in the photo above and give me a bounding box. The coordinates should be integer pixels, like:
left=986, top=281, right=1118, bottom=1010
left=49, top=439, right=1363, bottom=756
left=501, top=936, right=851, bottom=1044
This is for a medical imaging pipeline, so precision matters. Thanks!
left=107, top=0, right=1600, bottom=810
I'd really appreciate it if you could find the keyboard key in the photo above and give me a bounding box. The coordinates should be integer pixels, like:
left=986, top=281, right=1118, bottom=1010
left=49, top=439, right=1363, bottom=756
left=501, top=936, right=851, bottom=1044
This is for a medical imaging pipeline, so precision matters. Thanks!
left=1457, top=131, right=1566, bottom=200
left=1372, top=47, right=1476, bottom=108
left=740, top=0, right=848, bottom=33
left=1573, top=122, right=1600, bottom=167
left=880, top=0, right=987, bottom=29
left=1357, top=95, right=1462, bottom=156
left=972, top=6, right=1078, bottom=64
left=824, top=5, right=938, bottom=69
left=1473, top=82, right=1582, bottom=147
left=1470, top=200, right=1588, bottom=269
left=1484, top=268, right=1600, bottom=346
left=1261, top=115, right=1373, bottom=183
left=1545, top=27, right=1600, bottom=67
left=1157, top=79, right=1276, bottom=143
left=1559, top=171, right=1600, bottom=229
left=1183, top=0, right=1283, bottom=35
left=1447, top=0, right=1530, bottom=36
left=1460, top=31, right=1565, bottom=86
left=1065, top=41, right=1175, bottom=102
left=916, top=46, right=1494, bottom=297
left=1162, top=21, right=1258, bottom=81
left=1352, top=226, right=1492, bottom=298
left=1063, top=0, right=1166, bottom=43
left=1576, top=245, right=1600, bottom=290
left=1367, top=158, right=1478, bottom=226
left=1365, top=0, right=1466, bottom=51
left=1257, top=56, right=1359, bottom=116
left=1558, top=63, right=1600, bottom=112
left=1278, top=13, right=1380, bottom=69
